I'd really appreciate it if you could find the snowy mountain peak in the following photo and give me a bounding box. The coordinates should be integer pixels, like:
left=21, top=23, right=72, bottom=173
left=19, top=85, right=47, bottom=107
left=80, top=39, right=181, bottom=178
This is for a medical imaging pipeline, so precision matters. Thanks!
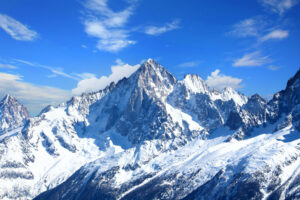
left=140, top=58, right=172, bottom=76
left=0, top=95, right=29, bottom=133
left=143, top=58, right=161, bottom=69
left=0, top=95, right=25, bottom=111
left=223, top=86, right=234, bottom=92
left=1, top=94, right=15, bottom=104
left=212, top=88, right=220, bottom=95
left=220, top=87, right=248, bottom=106
left=136, top=59, right=176, bottom=94
left=269, top=68, right=300, bottom=117
left=248, top=93, right=266, bottom=103
left=182, top=74, right=209, bottom=94
left=286, top=68, right=300, bottom=89
left=146, top=58, right=155, bottom=63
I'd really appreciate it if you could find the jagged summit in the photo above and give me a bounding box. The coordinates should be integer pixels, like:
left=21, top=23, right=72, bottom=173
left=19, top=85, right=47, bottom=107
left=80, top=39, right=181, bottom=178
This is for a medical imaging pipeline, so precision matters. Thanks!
left=182, top=74, right=209, bottom=94
left=248, top=93, right=266, bottom=102
left=286, top=68, right=300, bottom=89
left=0, top=94, right=29, bottom=133
left=137, top=59, right=175, bottom=80
left=268, top=68, right=300, bottom=117
left=1, top=94, right=15, bottom=104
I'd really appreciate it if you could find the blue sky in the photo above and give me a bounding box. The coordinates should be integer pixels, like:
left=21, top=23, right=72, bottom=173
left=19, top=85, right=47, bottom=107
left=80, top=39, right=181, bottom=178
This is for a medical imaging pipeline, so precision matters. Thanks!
left=0, top=0, right=299, bottom=115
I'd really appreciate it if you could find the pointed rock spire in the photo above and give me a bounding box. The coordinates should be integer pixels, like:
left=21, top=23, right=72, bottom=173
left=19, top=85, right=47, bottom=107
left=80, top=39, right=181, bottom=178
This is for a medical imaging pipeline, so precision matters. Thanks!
left=0, top=95, right=29, bottom=133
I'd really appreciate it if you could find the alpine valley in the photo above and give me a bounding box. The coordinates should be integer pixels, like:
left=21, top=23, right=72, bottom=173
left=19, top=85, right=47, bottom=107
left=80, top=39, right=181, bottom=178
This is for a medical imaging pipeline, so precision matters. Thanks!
left=0, top=59, right=300, bottom=200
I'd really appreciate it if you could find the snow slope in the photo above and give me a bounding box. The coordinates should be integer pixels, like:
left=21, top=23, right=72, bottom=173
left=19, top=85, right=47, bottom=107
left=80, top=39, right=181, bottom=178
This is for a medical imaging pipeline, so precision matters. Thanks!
left=35, top=124, right=300, bottom=200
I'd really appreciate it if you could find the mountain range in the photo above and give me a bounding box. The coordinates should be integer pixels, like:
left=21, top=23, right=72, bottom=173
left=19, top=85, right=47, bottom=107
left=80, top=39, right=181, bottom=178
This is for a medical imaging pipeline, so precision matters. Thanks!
left=0, top=59, right=299, bottom=200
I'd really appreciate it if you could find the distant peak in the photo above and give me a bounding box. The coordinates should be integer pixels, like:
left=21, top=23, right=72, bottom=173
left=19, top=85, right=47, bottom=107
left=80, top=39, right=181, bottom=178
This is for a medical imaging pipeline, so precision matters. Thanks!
left=182, top=74, right=209, bottom=94
left=184, top=73, right=203, bottom=81
left=139, top=59, right=169, bottom=74
left=223, top=87, right=234, bottom=92
left=286, top=68, right=300, bottom=89
left=39, top=105, right=54, bottom=116
left=142, top=58, right=160, bottom=69
left=4, top=94, right=12, bottom=99
left=147, top=58, right=155, bottom=63
left=1, top=94, right=16, bottom=104
left=249, top=94, right=266, bottom=103
left=135, top=59, right=176, bottom=90
left=212, top=88, right=220, bottom=94
left=250, top=93, right=262, bottom=99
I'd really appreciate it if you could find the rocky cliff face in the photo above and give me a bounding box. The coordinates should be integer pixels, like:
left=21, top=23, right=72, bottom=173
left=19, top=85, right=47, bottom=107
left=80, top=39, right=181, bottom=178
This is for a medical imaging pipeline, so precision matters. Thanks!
left=0, top=95, right=29, bottom=134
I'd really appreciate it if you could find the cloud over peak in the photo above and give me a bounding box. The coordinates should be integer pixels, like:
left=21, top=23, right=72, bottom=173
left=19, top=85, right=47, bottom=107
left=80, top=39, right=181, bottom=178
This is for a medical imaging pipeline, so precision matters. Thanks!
left=0, top=72, right=71, bottom=116
left=72, top=59, right=140, bottom=95
left=205, top=69, right=243, bottom=91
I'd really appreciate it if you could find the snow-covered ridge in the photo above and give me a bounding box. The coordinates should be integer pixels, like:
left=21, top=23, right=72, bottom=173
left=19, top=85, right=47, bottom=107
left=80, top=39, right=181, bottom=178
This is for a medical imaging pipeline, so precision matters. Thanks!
left=0, top=60, right=300, bottom=200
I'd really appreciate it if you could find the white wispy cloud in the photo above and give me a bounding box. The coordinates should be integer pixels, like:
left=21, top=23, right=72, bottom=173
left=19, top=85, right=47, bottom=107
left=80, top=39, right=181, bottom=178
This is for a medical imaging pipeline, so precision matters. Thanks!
left=72, top=59, right=140, bottom=95
left=0, top=14, right=38, bottom=41
left=268, top=65, right=280, bottom=70
left=82, top=0, right=137, bottom=52
left=258, top=0, right=299, bottom=15
left=15, top=59, right=81, bottom=81
left=230, top=18, right=289, bottom=42
left=260, top=29, right=289, bottom=41
left=205, top=69, right=243, bottom=91
left=144, top=20, right=180, bottom=36
left=178, top=60, right=200, bottom=68
left=233, top=51, right=271, bottom=67
left=0, top=72, right=71, bottom=115
left=82, top=0, right=181, bottom=52
left=229, top=18, right=263, bottom=38
left=0, top=63, right=17, bottom=69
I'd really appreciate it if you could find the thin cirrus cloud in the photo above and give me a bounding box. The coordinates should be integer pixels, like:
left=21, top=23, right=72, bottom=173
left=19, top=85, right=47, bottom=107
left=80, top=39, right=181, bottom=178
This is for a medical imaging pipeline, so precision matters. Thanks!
left=0, top=63, right=17, bottom=69
left=205, top=69, right=243, bottom=91
left=229, top=17, right=289, bottom=42
left=260, top=29, right=289, bottom=41
left=178, top=61, right=201, bottom=68
left=0, top=14, right=38, bottom=41
left=72, top=59, right=140, bottom=95
left=144, top=20, right=180, bottom=36
left=229, top=18, right=264, bottom=38
left=0, top=72, right=71, bottom=116
left=82, top=0, right=137, bottom=52
left=258, top=0, right=299, bottom=15
left=14, top=59, right=83, bottom=81
left=233, top=51, right=271, bottom=67
left=268, top=65, right=280, bottom=70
